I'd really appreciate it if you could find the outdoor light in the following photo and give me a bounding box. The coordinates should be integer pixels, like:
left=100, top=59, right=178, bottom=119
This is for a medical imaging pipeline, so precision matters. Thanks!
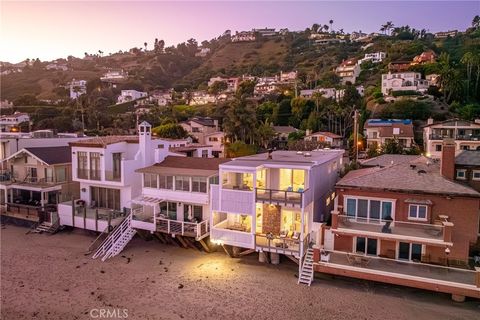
left=445, top=247, right=450, bottom=255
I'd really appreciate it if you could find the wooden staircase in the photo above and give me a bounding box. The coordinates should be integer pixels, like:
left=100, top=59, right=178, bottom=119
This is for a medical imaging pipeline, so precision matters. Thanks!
left=298, top=248, right=314, bottom=286
left=31, top=221, right=60, bottom=234
left=92, top=214, right=136, bottom=261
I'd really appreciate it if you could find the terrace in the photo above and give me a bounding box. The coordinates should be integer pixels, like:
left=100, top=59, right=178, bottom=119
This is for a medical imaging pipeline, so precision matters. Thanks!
left=334, top=214, right=449, bottom=244
left=314, top=250, right=480, bottom=299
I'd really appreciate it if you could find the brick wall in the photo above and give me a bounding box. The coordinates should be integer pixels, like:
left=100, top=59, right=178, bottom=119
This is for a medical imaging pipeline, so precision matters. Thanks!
left=335, top=187, right=480, bottom=262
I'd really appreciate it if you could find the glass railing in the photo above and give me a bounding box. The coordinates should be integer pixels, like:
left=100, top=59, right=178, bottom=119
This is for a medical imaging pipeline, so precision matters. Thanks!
left=105, top=170, right=122, bottom=182
left=337, top=215, right=445, bottom=241
left=255, top=187, right=305, bottom=205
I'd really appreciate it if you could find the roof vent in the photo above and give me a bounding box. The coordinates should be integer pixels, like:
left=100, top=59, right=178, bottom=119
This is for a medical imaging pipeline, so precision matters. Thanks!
left=304, top=152, right=311, bottom=157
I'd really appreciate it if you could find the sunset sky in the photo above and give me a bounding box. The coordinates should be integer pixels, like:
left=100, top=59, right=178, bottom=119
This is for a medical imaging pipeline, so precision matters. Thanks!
left=1, top=1, right=478, bottom=63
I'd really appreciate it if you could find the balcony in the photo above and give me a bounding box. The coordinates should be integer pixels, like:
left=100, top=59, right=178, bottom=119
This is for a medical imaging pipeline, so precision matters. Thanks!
left=255, top=233, right=309, bottom=257
left=210, top=185, right=255, bottom=215
left=333, top=214, right=450, bottom=244
left=76, top=169, right=101, bottom=181
left=429, top=133, right=480, bottom=141
left=211, top=220, right=255, bottom=249
left=156, top=217, right=209, bottom=240
left=255, top=187, right=311, bottom=207
left=105, top=170, right=122, bottom=182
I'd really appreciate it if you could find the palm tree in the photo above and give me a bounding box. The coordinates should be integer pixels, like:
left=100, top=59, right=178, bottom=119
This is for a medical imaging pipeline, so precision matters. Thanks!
left=312, top=23, right=320, bottom=33
left=380, top=25, right=387, bottom=35
left=144, top=42, right=148, bottom=51
left=323, top=25, right=329, bottom=33
left=382, top=21, right=394, bottom=35
left=329, top=19, right=334, bottom=32
left=338, top=28, right=344, bottom=35
left=461, top=52, right=475, bottom=98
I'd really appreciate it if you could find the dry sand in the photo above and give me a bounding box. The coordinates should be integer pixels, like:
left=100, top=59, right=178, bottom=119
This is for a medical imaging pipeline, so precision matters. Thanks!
left=1, top=225, right=479, bottom=320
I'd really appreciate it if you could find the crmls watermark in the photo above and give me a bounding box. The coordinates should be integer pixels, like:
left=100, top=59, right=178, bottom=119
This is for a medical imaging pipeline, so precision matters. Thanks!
left=89, top=308, right=128, bottom=319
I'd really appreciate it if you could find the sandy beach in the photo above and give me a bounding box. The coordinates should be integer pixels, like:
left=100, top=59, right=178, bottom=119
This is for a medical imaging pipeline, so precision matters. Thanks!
left=1, top=225, right=479, bottom=320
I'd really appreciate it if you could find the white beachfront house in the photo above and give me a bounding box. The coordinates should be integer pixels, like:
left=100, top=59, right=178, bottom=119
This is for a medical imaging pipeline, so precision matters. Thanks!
left=129, top=156, right=228, bottom=243
left=209, top=150, right=344, bottom=273
left=117, top=90, right=148, bottom=104
left=57, top=122, right=191, bottom=232
left=381, top=72, right=430, bottom=95
left=69, top=79, right=87, bottom=99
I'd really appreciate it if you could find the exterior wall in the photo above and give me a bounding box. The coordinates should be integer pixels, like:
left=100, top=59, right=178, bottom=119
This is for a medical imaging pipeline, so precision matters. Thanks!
left=335, top=188, right=480, bottom=262
left=334, top=234, right=353, bottom=251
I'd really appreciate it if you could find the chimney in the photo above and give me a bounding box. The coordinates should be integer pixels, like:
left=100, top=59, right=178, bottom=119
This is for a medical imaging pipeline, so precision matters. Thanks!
left=306, top=129, right=312, bottom=136
left=427, top=117, right=434, bottom=125
left=213, top=119, right=219, bottom=131
left=440, top=138, right=455, bottom=180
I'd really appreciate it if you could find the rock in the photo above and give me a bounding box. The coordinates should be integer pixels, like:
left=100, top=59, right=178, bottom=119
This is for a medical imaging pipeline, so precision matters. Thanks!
left=178, top=284, right=184, bottom=289
left=100, top=270, right=105, bottom=274
left=75, top=265, right=80, bottom=269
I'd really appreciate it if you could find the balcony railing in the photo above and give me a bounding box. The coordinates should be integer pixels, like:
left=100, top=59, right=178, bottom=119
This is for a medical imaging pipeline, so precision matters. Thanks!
left=156, top=217, right=209, bottom=239
left=105, top=170, right=122, bottom=182
left=255, top=233, right=309, bottom=256
left=76, top=169, right=101, bottom=180
left=429, top=134, right=480, bottom=141
left=255, top=187, right=306, bottom=206
left=335, top=215, right=445, bottom=242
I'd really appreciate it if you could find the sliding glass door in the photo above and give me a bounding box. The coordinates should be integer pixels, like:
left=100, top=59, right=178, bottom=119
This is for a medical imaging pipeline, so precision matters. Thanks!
left=398, top=242, right=422, bottom=261
left=355, top=237, right=378, bottom=256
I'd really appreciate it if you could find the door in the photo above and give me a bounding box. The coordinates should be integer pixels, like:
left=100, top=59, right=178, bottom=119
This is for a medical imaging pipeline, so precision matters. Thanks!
left=398, top=242, right=410, bottom=260
left=323, top=229, right=334, bottom=251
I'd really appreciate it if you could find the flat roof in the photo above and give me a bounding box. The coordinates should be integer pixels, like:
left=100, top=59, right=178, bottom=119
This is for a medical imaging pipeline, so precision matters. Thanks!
left=221, top=150, right=343, bottom=169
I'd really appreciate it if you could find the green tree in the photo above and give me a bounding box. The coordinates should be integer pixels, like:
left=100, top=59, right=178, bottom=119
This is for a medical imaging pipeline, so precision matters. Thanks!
left=223, top=97, right=257, bottom=143
left=381, top=139, right=403, bottom=154
left=274, top=99, right=292, bottom=126
left=152, top=123, right=188, bottom=139
left=208, top=81, right=228, bottom=102
left=256, top=120, right=276, bottom=149
left=236, top=80, right=256, bottom=98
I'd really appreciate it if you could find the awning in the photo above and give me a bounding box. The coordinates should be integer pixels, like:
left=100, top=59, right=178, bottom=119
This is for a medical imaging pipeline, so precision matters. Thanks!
left=131, top=195, right=164, bottom=206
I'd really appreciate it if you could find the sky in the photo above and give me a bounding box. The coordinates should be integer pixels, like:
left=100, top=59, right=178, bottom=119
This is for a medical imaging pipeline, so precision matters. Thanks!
left=1, top=1, right=479, bottom=63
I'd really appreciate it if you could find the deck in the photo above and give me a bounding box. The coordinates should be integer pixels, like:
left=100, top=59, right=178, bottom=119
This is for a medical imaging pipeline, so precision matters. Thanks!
left=314, top=251, right=480, bottom=299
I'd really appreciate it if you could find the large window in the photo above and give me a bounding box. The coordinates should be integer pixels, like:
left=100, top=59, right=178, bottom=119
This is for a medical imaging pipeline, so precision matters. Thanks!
left=112, top=153, right=122, bottom=179
left=345, top=198, right=393, bottom=221
left=456, top=169, right=466, bottom=180
left=222, top=172, right=253, bottom=191
left=355, top=237, right=378, bottom=256
left=279, top=169, right=305, bottom=191
left=91, top=187, right=120, bottom=210
left=398, top=242, right=422, bottom=261
left=175, top=176, right=190, bottom=191
left=473, top=170, right=480, bottom=181
left=77, top=151, right=88, bottom=179
left=191, top=177, right=207, bottom=193
left=144, top=173, right=158, bottom=188
left=89, top=152, right=101, bottom=180
left=159, top=175, right=173, bottom=189
left=184, top=204, right=203, bottom=221
left=160, top=202, right=177, bottom=220
left=408, top=204, right=427, bottom=221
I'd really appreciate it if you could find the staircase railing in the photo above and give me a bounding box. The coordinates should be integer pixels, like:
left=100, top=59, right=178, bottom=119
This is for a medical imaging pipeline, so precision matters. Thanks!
left=87, top=226, right=111, bottom=254
left=92, top=213, right=132, bottom=259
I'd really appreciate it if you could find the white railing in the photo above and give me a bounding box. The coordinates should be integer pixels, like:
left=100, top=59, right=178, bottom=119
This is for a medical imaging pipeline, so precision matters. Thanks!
left=211, top=220, right=255, bottom=249
left=93, top=213, right=134, bottom=261
left=156, top=217, right=209, bottom=239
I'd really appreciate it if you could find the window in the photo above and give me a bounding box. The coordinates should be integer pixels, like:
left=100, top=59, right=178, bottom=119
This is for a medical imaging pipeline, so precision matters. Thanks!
left=435, top=145, right=442, bottom=152
left=112, top=153, right=122, bottom=179
left=473, top=170, right=480, bottom=181
left=209, top=175, right=219, bottom=185
left=91, top=187, right=120, bottom=210
left=144, top=173, right=158, bottom=188
left=461, top=145, right=470, bottom=151
left=209, top=137, right=218, bottom=142
left=160, top=202, right=177, bottom=220
left=175, top=176, right=190, bottom=191
left=398, top=242, right=422, bottom=261
left=77, top=151, right=88, bottom=178
left=456, top=169, right=466, bottom=180
left=159, top=175, right=173, bottom=189
left=344, top=197, right=394, bottom=221
left=192, top=177, right=207, bottom=193
left=355, top=237, right=377, bottom=256
left=89, top=152, right=101, bottom=180
left=202, top=150, right=208, bottom=158
left=184, top=204, right=203, bottom=221
left=408, top=204, right=427, bottom=221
